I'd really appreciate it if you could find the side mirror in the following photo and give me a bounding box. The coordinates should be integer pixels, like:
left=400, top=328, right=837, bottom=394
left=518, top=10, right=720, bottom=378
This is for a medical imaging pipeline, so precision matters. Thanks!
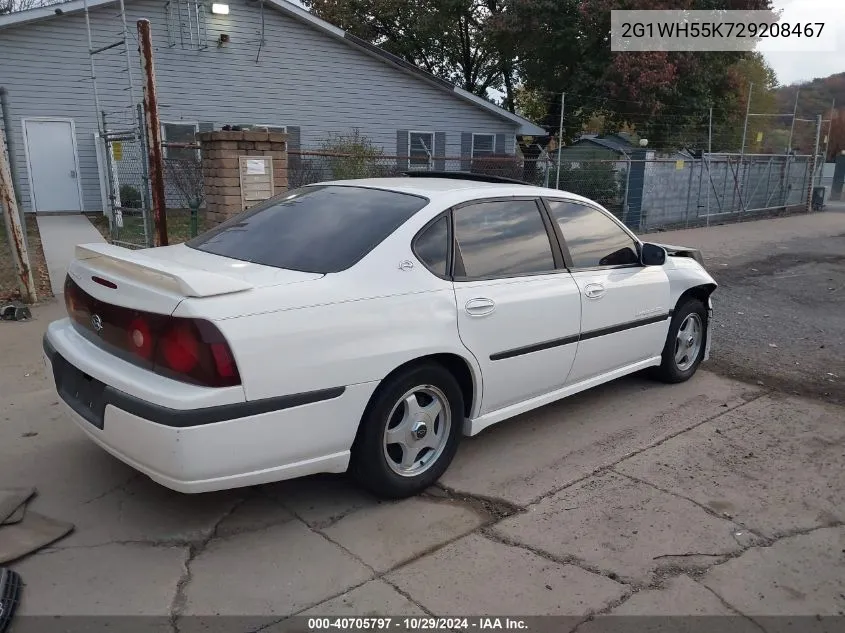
left=640, top=242, right=667, bottom=266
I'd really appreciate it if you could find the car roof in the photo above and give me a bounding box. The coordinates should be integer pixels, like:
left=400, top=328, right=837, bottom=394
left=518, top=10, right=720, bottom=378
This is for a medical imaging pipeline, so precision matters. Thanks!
left=311, top=177, right=598, bottom=207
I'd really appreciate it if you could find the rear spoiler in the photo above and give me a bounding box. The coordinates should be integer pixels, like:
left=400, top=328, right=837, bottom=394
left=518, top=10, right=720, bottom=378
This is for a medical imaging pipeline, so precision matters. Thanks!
left=74, top=243, right=254, bottom=298
left=650, top=242, right=704, bottom=266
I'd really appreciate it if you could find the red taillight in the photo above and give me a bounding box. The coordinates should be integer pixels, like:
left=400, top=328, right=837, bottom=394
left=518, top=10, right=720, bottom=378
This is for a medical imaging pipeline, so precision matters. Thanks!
left=210, top=342, right=237, bottom=379
left=64, top=276, right=240, bottom=388
left=160, top=322, right=200, bottom=374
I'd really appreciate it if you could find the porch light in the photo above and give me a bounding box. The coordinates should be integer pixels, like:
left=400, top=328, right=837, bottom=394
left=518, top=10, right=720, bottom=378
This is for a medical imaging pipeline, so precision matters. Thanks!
left=211, top=3, right=229, bottom=14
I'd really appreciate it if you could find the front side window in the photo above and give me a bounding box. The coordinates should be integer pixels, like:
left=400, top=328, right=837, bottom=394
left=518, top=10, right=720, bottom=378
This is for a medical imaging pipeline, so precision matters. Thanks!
left=546, top=200, right=640, bottom=269
left=409, top=132, right=434, bottom=170
left=162, top=123, right=198, bottom=161
left=413, top=216, right=449, bottom=277
left=188, top=185, right=428, bottom=273
left=472, top=134, right=495, bottom=159
left=453, top=200, right=555, bottom=279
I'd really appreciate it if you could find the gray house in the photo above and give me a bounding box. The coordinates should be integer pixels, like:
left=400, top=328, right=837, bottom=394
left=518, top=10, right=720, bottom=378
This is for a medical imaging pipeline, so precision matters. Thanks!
left=0, top=0, right=544, bottom=213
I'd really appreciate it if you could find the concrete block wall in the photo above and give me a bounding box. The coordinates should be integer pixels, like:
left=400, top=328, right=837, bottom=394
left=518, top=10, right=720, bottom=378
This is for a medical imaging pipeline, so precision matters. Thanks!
left=198, top=130, right=288, bottom=226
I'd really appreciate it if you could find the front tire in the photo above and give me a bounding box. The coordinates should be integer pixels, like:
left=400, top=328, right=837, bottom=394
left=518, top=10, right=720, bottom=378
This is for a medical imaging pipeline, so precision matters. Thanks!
left=652, top=297, right=708, bottom=383
left=350, top=363, right=464, bottom=499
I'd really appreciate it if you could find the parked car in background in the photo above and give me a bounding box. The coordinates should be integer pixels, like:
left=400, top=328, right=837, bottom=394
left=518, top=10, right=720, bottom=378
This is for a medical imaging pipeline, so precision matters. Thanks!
left=43, top=174, right=717, bottom=498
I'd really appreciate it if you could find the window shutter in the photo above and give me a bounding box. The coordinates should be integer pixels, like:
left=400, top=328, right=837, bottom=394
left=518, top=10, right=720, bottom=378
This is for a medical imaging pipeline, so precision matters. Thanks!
left=397, top=130, right=409, bottom=170
left=460, top=132, right=472, bottom=171
left=495, top=133, right=507, bottom=155
left=434, top=132, right=446, bottom=170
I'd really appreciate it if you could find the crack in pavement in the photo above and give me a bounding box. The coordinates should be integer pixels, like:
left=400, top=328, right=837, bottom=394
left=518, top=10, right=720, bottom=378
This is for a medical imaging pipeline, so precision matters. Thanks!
left=480, top=527, right=636, bottom=590
left=80, top=472, right=141, bottom=505
left=169, top=495, right=249, bottom=633
left=609, top=468, right=768, bottom=541
left=695, top=580, right=769, bottom=632
left=441, top=388, right=770, bottom=511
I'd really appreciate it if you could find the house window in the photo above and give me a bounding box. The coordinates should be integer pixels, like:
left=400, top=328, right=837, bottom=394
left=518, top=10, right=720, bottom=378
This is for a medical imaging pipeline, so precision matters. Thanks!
left=472, top=134, right=495, bottom=159
left=162, top=122, right=198, bottom=161
left=409, top=131, right=434, bottom=170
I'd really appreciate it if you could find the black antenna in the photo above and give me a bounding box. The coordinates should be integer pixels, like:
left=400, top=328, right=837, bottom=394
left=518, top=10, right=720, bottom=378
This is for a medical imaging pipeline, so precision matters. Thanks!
left=400, top=171, right=531, bottom=185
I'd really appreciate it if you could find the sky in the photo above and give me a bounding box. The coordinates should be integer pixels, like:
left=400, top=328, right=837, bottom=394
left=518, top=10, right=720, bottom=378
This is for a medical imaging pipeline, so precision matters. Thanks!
left=758, top=0, right=844, bottom=85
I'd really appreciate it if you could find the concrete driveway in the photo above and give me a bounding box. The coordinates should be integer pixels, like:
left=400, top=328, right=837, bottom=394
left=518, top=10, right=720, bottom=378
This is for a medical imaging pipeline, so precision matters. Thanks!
left=2, top=209, right=844, bottom=631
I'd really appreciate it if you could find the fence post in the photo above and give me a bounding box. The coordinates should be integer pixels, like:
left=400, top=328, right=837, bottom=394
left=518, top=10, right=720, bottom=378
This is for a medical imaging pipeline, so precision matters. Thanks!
left=137, top=19, right=168, bottom=247
left=625, top=150, right=647, bottom=231
left=0, top=128, right=36, bottom=303
left=807, top=115, right=822, bottom=212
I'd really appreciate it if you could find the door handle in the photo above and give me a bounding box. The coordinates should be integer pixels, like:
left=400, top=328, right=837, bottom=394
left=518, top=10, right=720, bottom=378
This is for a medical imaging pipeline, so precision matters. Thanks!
left=584, top=283, right=606, bottom=299
left=465, top=297, right=495, bottom=316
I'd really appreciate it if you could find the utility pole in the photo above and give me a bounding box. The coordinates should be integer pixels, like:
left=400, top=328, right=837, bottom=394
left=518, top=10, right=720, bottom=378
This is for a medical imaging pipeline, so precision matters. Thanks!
left=807, top=114, right=822, bottom=212
left=0, top=128, right=36, bottom=303
left=138, top=19, right=168, bottom=247
left=555, top=92, right=565, bottom=190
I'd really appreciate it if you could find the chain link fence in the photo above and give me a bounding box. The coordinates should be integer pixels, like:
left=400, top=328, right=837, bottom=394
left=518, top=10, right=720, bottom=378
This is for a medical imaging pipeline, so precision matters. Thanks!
left=92, top=140, right=825, bottom=251
left=289, top=150, right=821, bottom=232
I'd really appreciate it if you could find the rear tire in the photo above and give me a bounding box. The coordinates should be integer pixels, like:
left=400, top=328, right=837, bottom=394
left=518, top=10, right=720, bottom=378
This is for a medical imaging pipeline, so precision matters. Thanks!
left=350, top=363, right=464, bottom=499
left=651, top=297, right=708, bottom=384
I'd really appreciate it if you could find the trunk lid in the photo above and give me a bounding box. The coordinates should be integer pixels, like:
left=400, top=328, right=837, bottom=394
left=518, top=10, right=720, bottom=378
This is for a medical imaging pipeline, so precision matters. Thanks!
left=69, top=243, right=323, bottom=315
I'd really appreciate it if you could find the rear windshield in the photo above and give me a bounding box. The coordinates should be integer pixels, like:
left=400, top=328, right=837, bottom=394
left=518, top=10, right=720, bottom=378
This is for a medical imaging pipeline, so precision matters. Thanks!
left=187, top=185, right=429, bottom=274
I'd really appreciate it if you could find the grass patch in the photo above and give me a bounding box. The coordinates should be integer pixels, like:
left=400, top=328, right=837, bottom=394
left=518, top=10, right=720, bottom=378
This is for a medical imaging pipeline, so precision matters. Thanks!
left=86, top=210, right=204, bottom=247
left=0, top=215, right=53, bottom=304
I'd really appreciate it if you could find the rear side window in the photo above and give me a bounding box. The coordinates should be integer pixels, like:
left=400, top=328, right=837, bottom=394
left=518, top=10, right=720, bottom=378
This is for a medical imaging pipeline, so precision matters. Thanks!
left=413, top=216, right=449, bottom=276
left=546, top=200, right=639, bottom=268
left=453, top=200, right=555, bottom=279
left=188, top=186, right=428, bottom=274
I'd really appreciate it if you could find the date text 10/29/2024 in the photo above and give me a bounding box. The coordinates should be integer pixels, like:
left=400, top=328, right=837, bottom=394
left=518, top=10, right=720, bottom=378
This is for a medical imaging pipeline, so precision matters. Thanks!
left=307, top=618, right=529, bottom=631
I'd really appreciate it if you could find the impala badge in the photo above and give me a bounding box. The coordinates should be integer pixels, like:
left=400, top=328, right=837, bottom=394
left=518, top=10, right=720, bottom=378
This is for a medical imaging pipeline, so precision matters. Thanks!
left=91, top=314, right=104, bottom=333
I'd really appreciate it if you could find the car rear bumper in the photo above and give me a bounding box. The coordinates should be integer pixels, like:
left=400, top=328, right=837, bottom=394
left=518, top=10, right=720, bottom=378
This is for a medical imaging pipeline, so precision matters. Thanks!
left=43, top=326, right=379, bottom=493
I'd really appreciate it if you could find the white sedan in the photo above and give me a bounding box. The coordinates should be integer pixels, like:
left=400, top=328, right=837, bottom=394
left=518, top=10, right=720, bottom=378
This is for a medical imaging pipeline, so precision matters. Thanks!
left=44, top=175, right=716, bottom=498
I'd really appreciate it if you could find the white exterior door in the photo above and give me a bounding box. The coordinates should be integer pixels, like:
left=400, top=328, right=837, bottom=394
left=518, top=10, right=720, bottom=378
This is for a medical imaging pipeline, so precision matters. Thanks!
left=450, top=198, right=582, bottom=415
left=24, top=119, right=82, bottom=212
left=544, top=199, right=671, bottom=383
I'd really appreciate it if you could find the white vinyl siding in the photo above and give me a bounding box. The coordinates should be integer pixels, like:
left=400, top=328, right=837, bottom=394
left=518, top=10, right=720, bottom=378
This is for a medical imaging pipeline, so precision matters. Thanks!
left=0, top=0, right=519, bottom=212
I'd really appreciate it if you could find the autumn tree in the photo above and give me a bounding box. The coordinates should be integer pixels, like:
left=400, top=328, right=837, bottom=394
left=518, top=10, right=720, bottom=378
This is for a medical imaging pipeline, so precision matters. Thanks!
left=503, top=0, right=775, bottom=148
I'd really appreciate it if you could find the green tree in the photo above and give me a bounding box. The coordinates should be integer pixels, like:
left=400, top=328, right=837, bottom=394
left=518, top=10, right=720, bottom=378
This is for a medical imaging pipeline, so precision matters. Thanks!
left=319, top=129, right=391, bottom=180
left=303, top=0, right=517, bottom=109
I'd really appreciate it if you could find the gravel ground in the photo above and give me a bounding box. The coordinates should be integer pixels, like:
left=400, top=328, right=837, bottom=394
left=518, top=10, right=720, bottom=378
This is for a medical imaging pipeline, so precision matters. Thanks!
left=644, top=204, right=845, bottom=405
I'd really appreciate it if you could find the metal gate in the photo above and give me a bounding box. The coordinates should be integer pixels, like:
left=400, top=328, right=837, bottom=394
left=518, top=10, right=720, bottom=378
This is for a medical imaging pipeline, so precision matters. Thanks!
left=699, top=153, right=814, bottom=218
left=101, top=105, right=154, bottom=249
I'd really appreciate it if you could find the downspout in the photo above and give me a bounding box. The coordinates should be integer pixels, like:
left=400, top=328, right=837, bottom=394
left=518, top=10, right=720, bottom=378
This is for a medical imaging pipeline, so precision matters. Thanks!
left=0, top=86, right=28, bottom=251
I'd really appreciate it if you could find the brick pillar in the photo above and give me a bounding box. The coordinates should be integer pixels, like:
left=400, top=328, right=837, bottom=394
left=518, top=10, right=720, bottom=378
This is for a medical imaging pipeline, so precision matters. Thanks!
left=198, top=130, right=288, bottom=227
